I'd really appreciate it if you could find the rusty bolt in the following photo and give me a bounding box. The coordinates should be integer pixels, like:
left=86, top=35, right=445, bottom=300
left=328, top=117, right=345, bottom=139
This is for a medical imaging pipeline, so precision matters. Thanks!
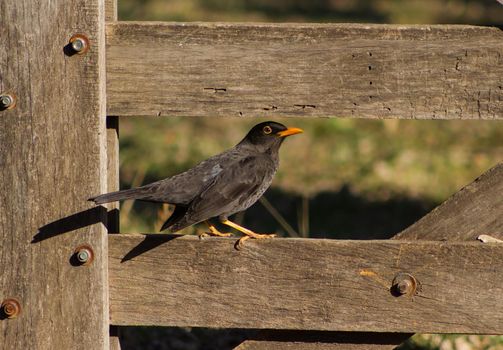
left=1, top=298, right=21, bottom=319
left=0, top=93, right=16, bottom=110
left=69, top=34, right=89, bottom=55
left=391, top=272, right=419, bottom=297
left=74, top=244, right=94, bottom=266
left=397, top=279, right=412, bottom=294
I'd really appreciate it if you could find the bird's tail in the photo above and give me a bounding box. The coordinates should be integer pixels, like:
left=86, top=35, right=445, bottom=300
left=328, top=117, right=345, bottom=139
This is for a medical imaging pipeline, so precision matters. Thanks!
left=89, top=188, right=147, bottom=205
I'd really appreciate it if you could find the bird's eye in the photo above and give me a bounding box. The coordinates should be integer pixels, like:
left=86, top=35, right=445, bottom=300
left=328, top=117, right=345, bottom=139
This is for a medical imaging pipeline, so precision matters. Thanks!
left=263, top=125, right=272, bottom=134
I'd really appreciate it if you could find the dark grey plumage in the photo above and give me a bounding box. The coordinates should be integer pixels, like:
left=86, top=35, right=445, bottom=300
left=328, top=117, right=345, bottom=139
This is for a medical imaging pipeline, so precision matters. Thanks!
left=89, top=121, right=302, bottom=233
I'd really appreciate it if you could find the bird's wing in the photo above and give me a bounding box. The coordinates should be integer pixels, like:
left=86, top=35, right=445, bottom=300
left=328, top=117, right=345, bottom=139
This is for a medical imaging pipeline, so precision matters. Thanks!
left=182, top=155, right=275, bottom=225
left=131, top=149, right=241, bottom=205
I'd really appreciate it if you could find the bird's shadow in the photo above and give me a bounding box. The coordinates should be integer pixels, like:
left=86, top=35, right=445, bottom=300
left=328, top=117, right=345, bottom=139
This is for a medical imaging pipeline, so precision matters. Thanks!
left=32, top=204, right=178, bottom=263
left=120, top=234, right=181, bottom=263
left=32, top=206, right=115, bottom=243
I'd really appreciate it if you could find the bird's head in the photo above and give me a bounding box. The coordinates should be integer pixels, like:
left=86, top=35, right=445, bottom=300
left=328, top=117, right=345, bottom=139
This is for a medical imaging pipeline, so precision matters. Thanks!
left=239, top=121, right=303, bottom=152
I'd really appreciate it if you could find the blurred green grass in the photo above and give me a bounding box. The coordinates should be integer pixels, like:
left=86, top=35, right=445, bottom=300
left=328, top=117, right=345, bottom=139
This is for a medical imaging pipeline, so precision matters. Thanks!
left=116, top=1, right=503, bottom=349
left=118, top=0, right=503, bottom=24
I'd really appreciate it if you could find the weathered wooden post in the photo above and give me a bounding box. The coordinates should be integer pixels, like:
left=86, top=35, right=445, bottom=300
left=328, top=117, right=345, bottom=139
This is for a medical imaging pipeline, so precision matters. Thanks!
left=0, top=0, right=109, bottom=349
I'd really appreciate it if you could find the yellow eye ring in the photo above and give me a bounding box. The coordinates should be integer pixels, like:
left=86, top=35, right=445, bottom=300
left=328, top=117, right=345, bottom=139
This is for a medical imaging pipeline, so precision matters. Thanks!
left=263, top=125, right=272, bottom=134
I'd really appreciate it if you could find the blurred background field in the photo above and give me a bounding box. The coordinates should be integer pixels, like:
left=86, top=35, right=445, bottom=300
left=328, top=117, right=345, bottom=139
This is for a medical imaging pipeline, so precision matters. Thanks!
left=116, top=1, right=503, bottom=349
left=119, top=0, right=503, bottom=24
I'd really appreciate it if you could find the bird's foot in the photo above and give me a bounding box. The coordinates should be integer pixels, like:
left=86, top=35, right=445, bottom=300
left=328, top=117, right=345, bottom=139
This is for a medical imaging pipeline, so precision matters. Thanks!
left=199, top=224, right=233, bottom=239
left=477, top=234, right=503, bottom=243
left=235, top=233, right=276, bottom=250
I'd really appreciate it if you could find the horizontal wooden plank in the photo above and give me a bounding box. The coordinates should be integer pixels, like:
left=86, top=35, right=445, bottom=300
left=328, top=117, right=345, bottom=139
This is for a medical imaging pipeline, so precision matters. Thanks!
left=235, top=341, right=397, bottom=350
left=106, top=22, right=503, bottom=119
left=109, top=235, right=503, bottom=333
left=234, top=331, right=411, bottom=350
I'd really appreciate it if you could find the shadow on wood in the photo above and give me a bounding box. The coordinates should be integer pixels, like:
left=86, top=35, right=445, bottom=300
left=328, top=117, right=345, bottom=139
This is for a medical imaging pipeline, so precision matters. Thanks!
left=32, top=206, right=107, bottom=243
left=121, top=234, right=183, bottom=262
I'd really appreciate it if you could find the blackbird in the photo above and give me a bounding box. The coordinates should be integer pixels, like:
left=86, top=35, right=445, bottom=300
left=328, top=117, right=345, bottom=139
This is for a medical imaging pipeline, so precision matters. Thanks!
left=89, top=121, right=303, bottom=247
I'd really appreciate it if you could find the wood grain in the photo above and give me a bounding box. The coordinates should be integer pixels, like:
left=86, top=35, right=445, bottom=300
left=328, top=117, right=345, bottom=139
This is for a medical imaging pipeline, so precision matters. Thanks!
left=375, top=163, right=503, bottom=349
left=105, top=0, right=117, bottom=21
left=235, top=340, right=401, bottom=350
left=388, top=163, right=503, bottom=350
left=106, top=7, right=120, bottom=350
left=109, top=235, right=503, bottom=333
left=107, top=118, right=121, bottom=350
left=0, top=0, right=109, bottom=349
left=394, top=162, right=503, bottom=241
left=106, top=22, right=503, bottom=119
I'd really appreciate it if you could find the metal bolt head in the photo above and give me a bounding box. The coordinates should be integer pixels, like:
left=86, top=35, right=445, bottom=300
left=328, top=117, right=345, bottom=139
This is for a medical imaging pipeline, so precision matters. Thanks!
left=396, top=279, right=413, bottom=295
left=77, top=249, right=90, bottom=263
left=391, top=272, right=419, bottom=297
left=0, top=95, right=13, bottom=107
left=69, top=34, right=90, bottom=55
left=1, top=298, right=21, bottom=319
left=74, top=244, right=94, bottom=266
left=0, top=93, right=16, bottom=110
left=71, top=38, right=85, bottom=52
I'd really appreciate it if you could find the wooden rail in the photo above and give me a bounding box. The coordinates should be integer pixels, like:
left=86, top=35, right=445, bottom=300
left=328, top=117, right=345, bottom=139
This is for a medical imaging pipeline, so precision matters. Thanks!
left=234, top=331, right=410, bottom=350
left=395, top=163, right=503, bottom=241
left=106, top=22, right=503, bottom=119
left=109, top=236, right=503, bottom=334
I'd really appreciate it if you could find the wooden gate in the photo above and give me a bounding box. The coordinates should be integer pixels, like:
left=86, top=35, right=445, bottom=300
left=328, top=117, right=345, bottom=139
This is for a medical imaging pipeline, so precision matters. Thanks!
left=1, top=0, right=502, bottom=349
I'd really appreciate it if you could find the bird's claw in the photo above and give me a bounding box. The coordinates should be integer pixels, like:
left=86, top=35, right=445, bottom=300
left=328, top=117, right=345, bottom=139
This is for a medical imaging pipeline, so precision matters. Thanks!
left=235, top=236, right=250, bottom=250
left=234, top=233, right=276, bottom=250
left=198, top=232, right=209, bottom=240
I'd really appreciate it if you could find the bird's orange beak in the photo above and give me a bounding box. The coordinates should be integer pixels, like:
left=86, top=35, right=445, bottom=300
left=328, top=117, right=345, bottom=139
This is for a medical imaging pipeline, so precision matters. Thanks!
left=277, top=127, right=303, bottom=137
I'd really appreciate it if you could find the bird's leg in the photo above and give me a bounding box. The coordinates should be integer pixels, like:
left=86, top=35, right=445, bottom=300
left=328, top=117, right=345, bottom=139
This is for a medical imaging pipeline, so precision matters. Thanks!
left=199, top=221, right=233, bottom=239
left=220, top=219, right=276, bottom=249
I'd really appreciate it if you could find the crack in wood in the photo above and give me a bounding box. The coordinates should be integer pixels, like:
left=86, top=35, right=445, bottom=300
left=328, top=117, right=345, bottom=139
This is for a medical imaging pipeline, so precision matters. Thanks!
left=204, top=87, right=227, bottom=93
